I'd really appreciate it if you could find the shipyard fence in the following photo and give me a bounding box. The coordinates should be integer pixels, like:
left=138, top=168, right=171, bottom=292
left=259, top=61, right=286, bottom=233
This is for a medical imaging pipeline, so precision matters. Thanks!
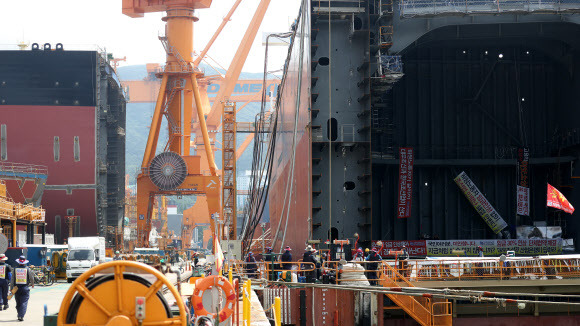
left=233, top=256, right=580, bottom=284
left=400, top=0, right=580, bottom=17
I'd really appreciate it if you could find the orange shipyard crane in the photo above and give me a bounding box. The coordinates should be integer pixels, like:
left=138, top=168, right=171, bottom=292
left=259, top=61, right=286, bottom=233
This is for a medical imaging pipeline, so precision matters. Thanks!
left=179, top=0, right=273, bottom=247
left=124, top=0, right=273, bottom=249
left=123, top=0, right=220, bottom=248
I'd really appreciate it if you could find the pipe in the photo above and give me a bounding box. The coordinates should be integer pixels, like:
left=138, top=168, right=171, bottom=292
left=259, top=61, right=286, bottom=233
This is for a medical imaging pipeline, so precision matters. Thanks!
left=191, top=75, right=218, bottom=176
left=170, top=267, right=182, bottom=295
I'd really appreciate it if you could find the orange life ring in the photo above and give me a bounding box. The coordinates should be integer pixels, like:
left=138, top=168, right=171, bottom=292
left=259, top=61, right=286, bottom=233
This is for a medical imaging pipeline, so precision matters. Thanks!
left=192, top=275, right=236, bottom=321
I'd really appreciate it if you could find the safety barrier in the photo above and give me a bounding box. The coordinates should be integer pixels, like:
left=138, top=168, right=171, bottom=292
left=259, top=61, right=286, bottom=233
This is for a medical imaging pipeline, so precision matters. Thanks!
left=0, top=197, right=45, bottom=222
left=395, top=256, right=580, bottom=281
left=234, top=260, right=316, bottom=281
left=400, top=0, right=580, bottom=18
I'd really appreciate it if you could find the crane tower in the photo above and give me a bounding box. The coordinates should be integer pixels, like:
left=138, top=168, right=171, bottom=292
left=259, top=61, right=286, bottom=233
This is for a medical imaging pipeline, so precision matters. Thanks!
left=123, top=0, right=220, bottom=248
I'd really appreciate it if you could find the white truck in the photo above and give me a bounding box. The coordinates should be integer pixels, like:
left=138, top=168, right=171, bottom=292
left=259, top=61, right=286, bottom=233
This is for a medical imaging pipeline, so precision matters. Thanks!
left=66, top=236, right=106, bottom=283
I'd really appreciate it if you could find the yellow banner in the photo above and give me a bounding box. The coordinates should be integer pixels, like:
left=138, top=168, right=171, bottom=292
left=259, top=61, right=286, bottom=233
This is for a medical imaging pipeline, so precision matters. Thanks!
left=454, top=171, right=508, bottom=234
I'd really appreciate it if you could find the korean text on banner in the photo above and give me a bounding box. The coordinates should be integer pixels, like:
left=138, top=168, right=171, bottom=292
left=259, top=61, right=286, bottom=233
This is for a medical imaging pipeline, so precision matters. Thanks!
left=517, top=185, right=530, bottom=216
left=517, top=148, right=530, bottom=216
left=426, top=239, right=562, bottom=256
left=397, top=147, right=414, bottom=218
left=371, top=240, right=426, bottom=256
left=454, top=171, right=508, bottom=234
left=15, top=268, right=26, bottom=285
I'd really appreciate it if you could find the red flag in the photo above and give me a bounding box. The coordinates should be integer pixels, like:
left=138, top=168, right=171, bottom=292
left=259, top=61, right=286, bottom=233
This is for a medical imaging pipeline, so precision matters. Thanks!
left=547, top=184, right=575, bottom=214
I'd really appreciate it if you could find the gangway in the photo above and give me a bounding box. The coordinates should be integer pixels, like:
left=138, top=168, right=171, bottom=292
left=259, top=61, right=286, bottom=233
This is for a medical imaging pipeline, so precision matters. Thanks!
left=380, top=263, right=452, bottom=326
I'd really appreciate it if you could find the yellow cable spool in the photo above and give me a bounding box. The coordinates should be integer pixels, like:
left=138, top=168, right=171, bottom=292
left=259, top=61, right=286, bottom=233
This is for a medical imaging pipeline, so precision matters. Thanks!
left=57, top=261, right=187, bottom=326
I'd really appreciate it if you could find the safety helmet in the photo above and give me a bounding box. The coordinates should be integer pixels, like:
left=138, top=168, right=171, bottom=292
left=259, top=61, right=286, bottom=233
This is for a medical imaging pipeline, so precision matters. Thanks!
left=115, top=251, right=120, bottom=254
left=365, top=248, right=370, bottom=253
left=357, top=248, right=363, bottom=253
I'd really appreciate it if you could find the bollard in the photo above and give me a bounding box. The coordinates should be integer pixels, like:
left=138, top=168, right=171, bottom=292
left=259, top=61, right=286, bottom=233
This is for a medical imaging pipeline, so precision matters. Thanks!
left=248, top=279, right=252, bottom=325
left=274, top=297, right=281, bottom=326
left=245, top=280, right=250, bottom=325
left=243, top=281, right=249, bottom=325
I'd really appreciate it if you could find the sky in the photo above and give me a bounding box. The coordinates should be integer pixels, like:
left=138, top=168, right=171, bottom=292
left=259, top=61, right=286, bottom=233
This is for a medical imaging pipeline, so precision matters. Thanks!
left=0, top=0, right=300, bottom=73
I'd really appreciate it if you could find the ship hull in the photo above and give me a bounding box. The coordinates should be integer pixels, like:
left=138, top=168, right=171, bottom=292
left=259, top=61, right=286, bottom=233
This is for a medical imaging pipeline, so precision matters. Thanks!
left=0, top=49, right=126, bottom=245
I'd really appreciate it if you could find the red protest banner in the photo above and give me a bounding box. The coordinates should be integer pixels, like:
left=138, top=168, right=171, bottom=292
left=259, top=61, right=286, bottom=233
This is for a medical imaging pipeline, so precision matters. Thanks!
left=397, top=147, right=414, bottom=218
left=371, top=240, right=426, bottom=256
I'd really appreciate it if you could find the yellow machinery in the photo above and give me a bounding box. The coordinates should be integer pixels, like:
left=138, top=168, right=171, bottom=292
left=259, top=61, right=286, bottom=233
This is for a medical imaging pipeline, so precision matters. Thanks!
left=56, top=261, right=187, bottom=326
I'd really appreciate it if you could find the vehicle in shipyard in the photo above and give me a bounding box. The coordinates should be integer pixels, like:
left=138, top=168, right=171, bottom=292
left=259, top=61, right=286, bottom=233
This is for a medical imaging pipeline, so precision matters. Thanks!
left=65, top=236, right=106, bottom=283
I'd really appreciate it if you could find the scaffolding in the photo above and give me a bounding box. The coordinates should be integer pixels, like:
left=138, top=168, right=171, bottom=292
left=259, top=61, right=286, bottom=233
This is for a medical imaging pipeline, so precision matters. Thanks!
left=222, top=102, right=237, bottom=240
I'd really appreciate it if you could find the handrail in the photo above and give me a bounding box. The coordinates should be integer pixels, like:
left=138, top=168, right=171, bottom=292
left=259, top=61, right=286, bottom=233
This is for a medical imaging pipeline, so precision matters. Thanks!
left=399, top=0, right=580, bottom=18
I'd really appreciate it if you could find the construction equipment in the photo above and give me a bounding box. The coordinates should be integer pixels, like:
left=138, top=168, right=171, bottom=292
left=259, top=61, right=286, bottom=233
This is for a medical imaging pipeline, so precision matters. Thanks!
left=123, top=0, right=220, bottom=248
left=124, top=0, right=273, bottom=249
left=56, top=261, right=187, bottom=326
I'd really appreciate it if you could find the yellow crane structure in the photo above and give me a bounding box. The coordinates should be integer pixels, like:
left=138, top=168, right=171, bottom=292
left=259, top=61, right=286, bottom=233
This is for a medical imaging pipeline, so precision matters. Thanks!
left=123, top=0, right=272, bottom=248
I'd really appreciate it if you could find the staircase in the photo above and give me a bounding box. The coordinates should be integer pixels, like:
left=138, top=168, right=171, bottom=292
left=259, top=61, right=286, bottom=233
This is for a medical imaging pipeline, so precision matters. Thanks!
left=379, top=263, right=452, bottom=326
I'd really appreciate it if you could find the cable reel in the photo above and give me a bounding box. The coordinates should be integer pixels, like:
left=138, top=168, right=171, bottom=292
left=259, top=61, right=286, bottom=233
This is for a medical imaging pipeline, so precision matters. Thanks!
left=149, top=152, right=188, bottom=190
left=57, top=261, right=187, bottom=326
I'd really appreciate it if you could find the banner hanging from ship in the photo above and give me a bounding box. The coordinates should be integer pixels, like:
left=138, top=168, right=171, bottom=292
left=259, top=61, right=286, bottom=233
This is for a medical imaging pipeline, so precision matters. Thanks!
left=454, top=171, right=508, bottom=234
left=517, top=147, right=530, bottom=216
left=371, top=239, right=562, bottom=256
left=397, top=147, right=414, bottom=218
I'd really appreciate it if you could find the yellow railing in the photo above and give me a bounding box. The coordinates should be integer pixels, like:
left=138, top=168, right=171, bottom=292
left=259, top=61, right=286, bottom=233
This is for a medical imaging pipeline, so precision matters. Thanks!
left=0, top=197, right=45, bottom=222
left=234, top=260, right=316, bottom=280
left=396, top=257, right=580, bottom=282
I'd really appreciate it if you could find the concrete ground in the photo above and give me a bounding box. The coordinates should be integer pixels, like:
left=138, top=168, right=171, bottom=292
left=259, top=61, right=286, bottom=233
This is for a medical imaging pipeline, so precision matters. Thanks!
left=0, top=280, right=70, bottom=325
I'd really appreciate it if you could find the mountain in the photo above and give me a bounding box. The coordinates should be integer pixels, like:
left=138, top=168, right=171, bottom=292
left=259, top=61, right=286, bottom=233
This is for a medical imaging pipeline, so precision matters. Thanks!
left=119, top=64, right=265, bottom=211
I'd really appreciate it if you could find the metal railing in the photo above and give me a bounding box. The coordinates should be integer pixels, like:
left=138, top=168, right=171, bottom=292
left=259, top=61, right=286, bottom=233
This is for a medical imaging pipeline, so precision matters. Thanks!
left=0, top=162, right=48, bottom=179
left=0, top=197, right=45, bottom=222
left=393, top=256, right=580, bottom=281
left=400, top=0, right=580, bottom=18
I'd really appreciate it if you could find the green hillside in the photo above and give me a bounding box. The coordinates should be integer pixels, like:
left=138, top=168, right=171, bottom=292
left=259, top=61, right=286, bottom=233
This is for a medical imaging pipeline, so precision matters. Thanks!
left=119, top=64, right=265, bottom=213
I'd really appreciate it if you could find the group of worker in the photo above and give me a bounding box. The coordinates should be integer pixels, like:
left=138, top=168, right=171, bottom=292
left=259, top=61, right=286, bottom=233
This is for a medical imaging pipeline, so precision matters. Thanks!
left=243, top=245, right=399, bottom=285
left=0, top=254, right=34, bottom=322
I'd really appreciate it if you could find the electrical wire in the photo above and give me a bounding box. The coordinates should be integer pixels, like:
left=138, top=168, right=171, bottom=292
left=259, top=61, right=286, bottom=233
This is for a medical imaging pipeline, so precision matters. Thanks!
left=240, top=3, right=305, bottom=255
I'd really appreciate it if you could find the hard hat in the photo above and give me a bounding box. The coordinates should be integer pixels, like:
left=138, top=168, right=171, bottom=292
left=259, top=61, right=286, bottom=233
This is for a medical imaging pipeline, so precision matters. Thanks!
left=284, top=246, right=292, bottom=251
left=305, top=245, right=313, bottom=252
left=357, top=248, right=363, bottom=253
left=248, top=252, right=253, bottom=256
left=115, top=251, right=120, bottom=254
left=365, top=248, right=370, bottom=253
left=160, top=259, right=165, bottom=264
